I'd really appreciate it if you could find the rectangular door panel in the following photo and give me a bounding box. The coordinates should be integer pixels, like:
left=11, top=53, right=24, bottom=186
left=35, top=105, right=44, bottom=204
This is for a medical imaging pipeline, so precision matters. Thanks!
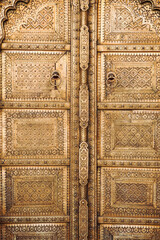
left=2, top=166, right=69, bottom=217
left=98, top=167, right=160, bottom=218
left=98, top=53, right=160, bottom=103
left=2, top=109, right=69, bottom=161
left=2, top=223, right=69, bottom=239
left=98, top=110, right=160, bottom=161
left=2, top=51, right=70, bottom=102
left=99, top=225, right=160, bottom=240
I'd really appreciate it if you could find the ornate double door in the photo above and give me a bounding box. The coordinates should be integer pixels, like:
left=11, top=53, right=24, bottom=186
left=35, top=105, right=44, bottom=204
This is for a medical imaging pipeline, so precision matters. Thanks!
left=1, top=0, right=160, bottom=239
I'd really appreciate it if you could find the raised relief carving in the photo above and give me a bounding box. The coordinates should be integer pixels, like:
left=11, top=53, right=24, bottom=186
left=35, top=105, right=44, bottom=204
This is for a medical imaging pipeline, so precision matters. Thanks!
left=2, top=167, right=68, bottom=216
left=79, top=142, right=89, bottom=186
left=98, top=110, right=160, bottom=160
left=80, top=0, right=89, bottom=11
left=2, top=51, right=70, bottom=101
left=79, top=199, right=88, bottom=240
left=2, top=109, right=69, bottom=159
left=3, top=0, right=70, bottom=43
left=2, top=223, right=68, bottom=240
left=98, top=0, right=160, bottom=44
left=99, top=168, right=160, bottom=218
left=79, top=84, right=89, bottom=128
left=140, top=0, right=160, bottom=9
left=0, top=0, right=29, bottom=43
left=98, top=53, right=160, bottom=103
left=80, top=25, right=89, bottom=70
left=100, top=225, right=160, bottom=240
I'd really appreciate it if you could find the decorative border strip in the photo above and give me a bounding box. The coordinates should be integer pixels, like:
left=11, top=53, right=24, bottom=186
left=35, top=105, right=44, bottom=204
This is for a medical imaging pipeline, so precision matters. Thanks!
left=0, top=216, right=70, bottom=224
left=70, top=1, right=80, bottom=239
left=79, top=2, right=90, bottom=239
left=88, top=1, right=97, bottom=239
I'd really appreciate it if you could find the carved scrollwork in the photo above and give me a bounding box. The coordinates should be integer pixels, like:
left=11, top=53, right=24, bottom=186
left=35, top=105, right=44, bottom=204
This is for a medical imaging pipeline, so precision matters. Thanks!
left=0, top=0, right=29, bottom=44
left=80, top=0, right=89, bottom=11
left=79, top=84, right=89, bottom=128
left=139, top=0, right=160, bottom=9
left=79, top=199, right=88, bottom=240
left=79, top=142, right=89, bottom=186
left=80, top=25, right=89, bottom=70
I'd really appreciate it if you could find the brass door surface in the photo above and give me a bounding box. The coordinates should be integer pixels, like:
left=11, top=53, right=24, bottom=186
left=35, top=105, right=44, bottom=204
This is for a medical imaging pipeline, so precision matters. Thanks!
left=0, top=0, right=160, bottom=239
left=97, top=0, right=160, bottom=239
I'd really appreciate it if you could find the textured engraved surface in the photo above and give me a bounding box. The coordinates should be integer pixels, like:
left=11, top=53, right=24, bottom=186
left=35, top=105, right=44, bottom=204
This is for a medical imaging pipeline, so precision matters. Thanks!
left=116, top=67, right=152, bottom=88
left=79, top=200, right=88, bottom=240
left=80, top=0, right=89, bottom=11
left=98, top=110, right=160, bottom=160
left=140, top=0, right=160, bottom=8
left=80, top=25, right=89, bottom=70
left=2, top=51, right=70, bottom=101
left=115, top=183, right=148, bottom=204
left=115, top=124, right=153, bottom=148
left=0, top=0, right=79, bottom=239
left=100, top=225, right=160, bottom=240
left=0, top=0, right=29, bottom=43
left=2, top=109, right=69, bottom=159
left=100, top=168, right=160, bottom=217
left=2, top=167, right=68, bottom=216
left=2, top=224, right=68, bottom=240
left=79, top=142, right=89, bottom=186
left=3, top=0, right=70, bottom=43
left=79, top=84, right=89, bottom=128
left=98, top=53, right=160, bottom=103
left=98, top=0, right=160, bottom=44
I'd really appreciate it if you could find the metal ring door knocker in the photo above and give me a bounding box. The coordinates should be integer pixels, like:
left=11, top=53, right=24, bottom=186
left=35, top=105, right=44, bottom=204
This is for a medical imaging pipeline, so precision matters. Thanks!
left=50, top=70, right=62, bottom=90
left=106, top=72, right=117, bottom=96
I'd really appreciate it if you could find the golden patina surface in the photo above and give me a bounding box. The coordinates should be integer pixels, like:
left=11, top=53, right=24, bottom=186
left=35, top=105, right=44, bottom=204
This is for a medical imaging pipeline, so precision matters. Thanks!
left=0, top=0, right=160, bottom=239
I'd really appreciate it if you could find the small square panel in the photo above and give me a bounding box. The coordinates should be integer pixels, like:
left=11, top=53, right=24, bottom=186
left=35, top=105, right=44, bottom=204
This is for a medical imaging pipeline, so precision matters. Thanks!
left=2, top=223, right=69, bottom=240
left=2, top=166, right=69, bottom=216
left=2, top=51, right=70, bottom=101
left=2, top=109, right=69, bottom=159
left=99, top=168, right=160, bottom=218
left=100, top=225, right=160, bottom=240
left=98, top=110, right=160, bottom=161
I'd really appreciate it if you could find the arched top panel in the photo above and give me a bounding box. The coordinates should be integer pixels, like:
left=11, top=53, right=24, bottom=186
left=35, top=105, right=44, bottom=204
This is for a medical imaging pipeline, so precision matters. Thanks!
left=98, top=0, right=160, bottom=44
left=0, top=0, right=29, bottom=44
left=1, top=0, right=70, bottom=44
